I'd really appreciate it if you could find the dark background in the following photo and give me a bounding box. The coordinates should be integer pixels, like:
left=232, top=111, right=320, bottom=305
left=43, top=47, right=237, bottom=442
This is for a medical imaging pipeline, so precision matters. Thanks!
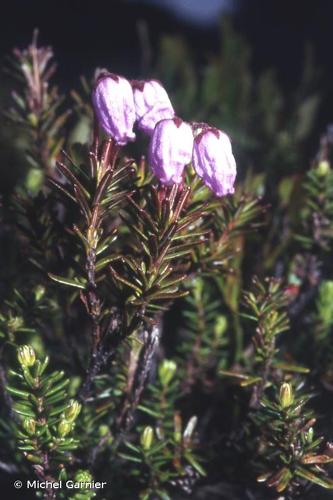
left=0, top=0, right=332, bottom=87
left=1, top=0, right=333, bottom=139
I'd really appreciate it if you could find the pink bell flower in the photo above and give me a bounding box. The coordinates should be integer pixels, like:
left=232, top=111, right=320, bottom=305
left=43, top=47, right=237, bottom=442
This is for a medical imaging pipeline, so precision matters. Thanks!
left=192, top=128, right=236, bottom=196
left=132, top=80, right=175, bottom=135
left=148, top=117, right=193, bottom=185
left=92, top=73, right=136, bottom=145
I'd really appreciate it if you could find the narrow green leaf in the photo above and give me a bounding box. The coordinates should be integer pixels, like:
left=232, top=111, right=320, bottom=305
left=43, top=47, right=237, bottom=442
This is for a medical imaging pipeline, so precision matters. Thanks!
left=48, top=273, right=86, bottom=289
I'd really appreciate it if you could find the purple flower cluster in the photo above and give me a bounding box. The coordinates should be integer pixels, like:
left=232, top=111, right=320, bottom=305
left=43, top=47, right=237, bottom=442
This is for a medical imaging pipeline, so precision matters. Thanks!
left=92, top=73, right=236, bottom=197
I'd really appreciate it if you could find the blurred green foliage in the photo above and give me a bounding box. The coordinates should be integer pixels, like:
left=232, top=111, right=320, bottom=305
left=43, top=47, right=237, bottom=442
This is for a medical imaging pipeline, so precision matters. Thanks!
left=156, top=21, right=321, bottom=180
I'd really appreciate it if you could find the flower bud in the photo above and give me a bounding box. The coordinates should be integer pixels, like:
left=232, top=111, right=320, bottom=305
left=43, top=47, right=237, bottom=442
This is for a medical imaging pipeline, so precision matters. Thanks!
left=158, top=359, right=177, bottom=387
left=192, top=128, right=236, bottom=197
left=92, top=73, right=136, bottom=145
left=317, top=160, right=330, bottom=176
left=17, top=345, right=36, bottom=368
left=58, top=419, right=73, bottom=437
left=132, top=80, right=175, bottom=135
left=279, top=382, right=294, bottom=409
left=148, top=117, right=193, bottom=185
left=74, top=469, right=93, bottom=483
left=23, top=418, right=37, bottom=435
left=64, top=399, right=81, bottom=422
left=140, top=426, right=154, bottom=451
left=98, top=424, right=109, bottom=437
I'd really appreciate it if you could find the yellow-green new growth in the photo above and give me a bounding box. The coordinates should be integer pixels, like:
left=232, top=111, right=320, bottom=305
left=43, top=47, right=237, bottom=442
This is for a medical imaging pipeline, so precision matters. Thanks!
left=279, top=383, right=294, bottom=409
left=17, top=345, right=36, bottom=368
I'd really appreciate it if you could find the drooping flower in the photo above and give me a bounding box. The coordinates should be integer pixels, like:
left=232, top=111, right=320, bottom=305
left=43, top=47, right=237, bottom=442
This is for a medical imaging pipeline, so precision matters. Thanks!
left=148, top=117, right=193, bottom=185
left=192, top=127, right=236, bottom=196
left=92, top=73, right=136, bottom=145
left=132, top=80, right=175, bottom=135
